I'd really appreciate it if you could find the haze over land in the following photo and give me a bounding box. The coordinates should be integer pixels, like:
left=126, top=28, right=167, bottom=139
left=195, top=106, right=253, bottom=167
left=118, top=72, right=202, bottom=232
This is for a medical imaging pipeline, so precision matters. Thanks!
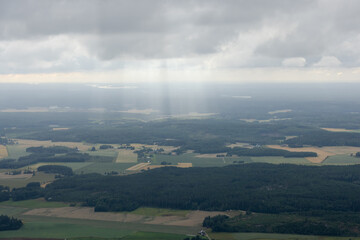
left=2, top=1, right=360, bottom=240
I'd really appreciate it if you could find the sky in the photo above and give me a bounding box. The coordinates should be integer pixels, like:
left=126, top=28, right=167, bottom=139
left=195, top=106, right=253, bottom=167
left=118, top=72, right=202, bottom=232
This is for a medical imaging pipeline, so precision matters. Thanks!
left=0, top=0, right=360, bottom=83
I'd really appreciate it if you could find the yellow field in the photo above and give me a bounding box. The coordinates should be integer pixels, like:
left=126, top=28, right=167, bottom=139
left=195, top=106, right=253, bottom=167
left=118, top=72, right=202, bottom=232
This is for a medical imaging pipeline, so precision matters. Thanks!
left=0, top=145, right=8, bottom=158
left=115, top=149, right=138, bottom=163
left=126, top=162, right=150, bottom=171
left=177, top=163, right=192, bottom=168
left=321, top=146, right=360, bottom=155
left=322, top=127, right=360, bottom=133
left=14, top=139, right=91, bottom=151
left=136, top=163, right=193, bottom=171
left=267, top=145, right=336, bottom=163
left=52, top=127, right=70, bottom=131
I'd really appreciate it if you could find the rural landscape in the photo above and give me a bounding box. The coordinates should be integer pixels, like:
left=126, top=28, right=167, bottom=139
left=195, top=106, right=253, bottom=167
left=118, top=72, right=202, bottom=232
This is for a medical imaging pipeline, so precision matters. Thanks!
left=2, top=0, right=360, bottom=239
left=1, top=83, right=360, bottom=240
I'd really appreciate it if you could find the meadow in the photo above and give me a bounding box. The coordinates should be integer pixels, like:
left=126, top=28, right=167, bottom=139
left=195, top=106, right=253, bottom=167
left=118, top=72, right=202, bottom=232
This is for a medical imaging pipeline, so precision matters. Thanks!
left=116, top=149, right=138, bottom=163
left=0, top=172, right=55, bottom=189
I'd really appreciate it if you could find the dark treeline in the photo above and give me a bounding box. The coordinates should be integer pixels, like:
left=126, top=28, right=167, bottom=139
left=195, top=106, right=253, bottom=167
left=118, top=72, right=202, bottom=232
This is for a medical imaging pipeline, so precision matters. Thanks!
left=26, top=146, right=77, bottom=154
left=0, top=183, right=44, bottom=202
left=0, top=185, right=10, bottom=202
left=285, top=130, right=360, bottom=147
left=0, top=215, right=23, bottom=231
left=43, top=164, right=360, bottom=213
left=0, top=153, right=111, bottom=169
left=203, top=212, right=360, bottom=236
left=11, top=182, right=43, bottom=201
left=37, top=165, right=73, bottom=176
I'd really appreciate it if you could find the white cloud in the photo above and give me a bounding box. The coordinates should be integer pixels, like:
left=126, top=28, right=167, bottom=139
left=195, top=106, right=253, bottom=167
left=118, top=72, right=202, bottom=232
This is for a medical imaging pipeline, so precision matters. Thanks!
left=0, top=0, right=359, bottom=79
left=282, top=57, right=306, bottom=67
left=313, top=56, right=342, bottom=67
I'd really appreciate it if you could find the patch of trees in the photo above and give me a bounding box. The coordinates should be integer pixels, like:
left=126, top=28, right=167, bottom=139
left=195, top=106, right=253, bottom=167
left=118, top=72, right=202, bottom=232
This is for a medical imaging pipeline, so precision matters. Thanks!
left=202, top=211, right=360, bottom=236
left=228, top=147, right=317, bottom=158
left=99, top=144, right=113, bottom=150
left=0, top=185, right=10, bottom=202
left=0, top=215, right=23, bottom=231
left=37, top=165, right=73, bottom=176
left=11, top=182, right=44, bottom=201
left=44, top=164, right=360, bottom=214
left=26, top=146, right=77, bottom=154
left=356, top=152, right=360, bottom=157
left=0, top=152, right=107, bottom=169
left=285, top=130, right=360, bottom=147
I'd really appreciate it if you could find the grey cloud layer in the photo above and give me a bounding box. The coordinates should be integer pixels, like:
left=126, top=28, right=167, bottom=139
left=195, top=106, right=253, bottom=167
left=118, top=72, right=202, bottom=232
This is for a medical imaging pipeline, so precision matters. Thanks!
left=0, top=0, right=359, bottom=73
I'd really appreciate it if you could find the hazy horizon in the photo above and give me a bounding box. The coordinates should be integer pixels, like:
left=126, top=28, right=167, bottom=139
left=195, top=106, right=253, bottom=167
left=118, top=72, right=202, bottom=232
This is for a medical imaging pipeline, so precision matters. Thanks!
left=1, top=0, right=360, bottom=83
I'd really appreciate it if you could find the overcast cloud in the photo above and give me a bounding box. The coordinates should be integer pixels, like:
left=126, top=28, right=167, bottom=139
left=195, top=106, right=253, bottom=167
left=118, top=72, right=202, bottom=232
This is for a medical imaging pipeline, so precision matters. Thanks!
left=0, top=0, right=360, bottom=80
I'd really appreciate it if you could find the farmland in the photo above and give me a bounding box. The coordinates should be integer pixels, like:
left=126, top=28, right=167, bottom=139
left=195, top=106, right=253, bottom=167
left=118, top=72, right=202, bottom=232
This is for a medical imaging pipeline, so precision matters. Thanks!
left=13, top=139, right=92, bottom=151
left=77, top=162, right=135, bottom=174
left=0, top=145, right=8, bottom=159
left=2, top=104, right=360, bottom=239
left=0, top=172, right=55, bottom=189
left=0, top=198, right=200, bottom=239
left=116, top=149, right=138, bottom=163
left=267, top=145, right=336, bottom=163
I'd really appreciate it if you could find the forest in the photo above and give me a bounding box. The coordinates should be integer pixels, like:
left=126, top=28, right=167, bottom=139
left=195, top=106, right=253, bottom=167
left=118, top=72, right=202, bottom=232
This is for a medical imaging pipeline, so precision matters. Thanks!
left=38, top=164, right=360, bottom=213
left=202, top=211, right=360, bottom=236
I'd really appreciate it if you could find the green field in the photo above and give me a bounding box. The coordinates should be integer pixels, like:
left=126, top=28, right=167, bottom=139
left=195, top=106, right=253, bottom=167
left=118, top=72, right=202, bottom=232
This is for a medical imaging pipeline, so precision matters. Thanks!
left=0, top=205, right=28, bottom=216
left=250, top=156, right=311, bottom=164
left=0, top=172, right=55, bottom=189
left=209, top=232, right=360, bottom=240
left=116, top=149, right=138, bottom=163
left=154, top=154, right=311, bottom=167
left=74, top=162, right=136, bottom=174
left=323, top=154, right=360, bottom=165
left=0, top=198, right=68, bottom=209
left=153, top=153, right=252, bottom=167
left=0, top=214, right=194, bottom=239
left=131, top=207, right=189, bottom=217
left=86, top=149, right=119, bottom=158
left=6, top=145, right=30, bottom=159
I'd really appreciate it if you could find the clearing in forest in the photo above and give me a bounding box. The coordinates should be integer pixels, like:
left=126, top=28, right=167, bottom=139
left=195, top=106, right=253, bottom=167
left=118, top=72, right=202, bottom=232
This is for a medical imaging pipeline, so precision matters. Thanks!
left=0, top=145, right=8, bottom=158
left=266, top=145, right=335, bottom=163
